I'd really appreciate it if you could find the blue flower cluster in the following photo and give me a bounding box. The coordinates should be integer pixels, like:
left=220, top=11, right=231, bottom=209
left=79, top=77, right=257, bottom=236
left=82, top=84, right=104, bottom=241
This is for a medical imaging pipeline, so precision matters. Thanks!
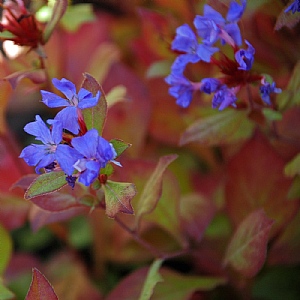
left=19, top=78, right=120, bottom=187
left=165, top=0, right=281, bottom=110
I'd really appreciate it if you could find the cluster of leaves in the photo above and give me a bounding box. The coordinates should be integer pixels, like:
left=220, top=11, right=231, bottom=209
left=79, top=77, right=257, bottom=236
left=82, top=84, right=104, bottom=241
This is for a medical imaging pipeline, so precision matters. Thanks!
left=1, top=0, right=300, bottom=299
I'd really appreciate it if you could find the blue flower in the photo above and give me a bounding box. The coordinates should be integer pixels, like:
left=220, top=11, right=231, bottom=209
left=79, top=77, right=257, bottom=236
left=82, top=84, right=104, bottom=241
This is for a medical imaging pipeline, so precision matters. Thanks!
left=235, top=40, right=255, bottom=70
left=19, top=115, right=82, bottom=175
left=194, top=1, right=246, bottom=47
left=200, top=78, right=221, bottom=94
left=285, top=0, right=300, bottom=13
left=41, top=78, right=100, bottom=134
left=260, top=80, right=282, bottom=105
left=212, top=86, right=237, bottom=110
left=165, top=73, right=196, bottom=108
left=71, top=129, right=119, bottom=186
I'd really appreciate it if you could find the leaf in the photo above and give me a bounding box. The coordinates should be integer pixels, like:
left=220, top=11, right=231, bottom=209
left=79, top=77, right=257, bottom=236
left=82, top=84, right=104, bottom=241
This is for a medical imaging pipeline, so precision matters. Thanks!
left=0, top=224, right=12, bottom=275
left=134, top=154, right=178, bottom=229
left=103, top=180, right=136, bottom=218
left=110, top=139, right=131, bottom=157
left=223, top=209, right=274, bottom=278
left=138, top=259, right=163, bottom=300
left=25, top=268, right=58, bottom=300
left=4, top=70, right=46, bottom=89
left=81, top=73, right=107, bottom=134
left=284, top=153, right=300, bottom=177
left=24, top=171, right=67, bottom=200
left=277, top=61, right=300, bottom=111
left=42, top=0, right=68, bottom=43
left=0, top=278, right=14, bottom=300
left=287, top=176, right=300, bottom=199
left=106, top=85, right=127, bottom=107
left=146, top=60, right=172, bottom=78
left=180, top=109, right=254, bottom=146
left=262, top=108, right=282, bottom=121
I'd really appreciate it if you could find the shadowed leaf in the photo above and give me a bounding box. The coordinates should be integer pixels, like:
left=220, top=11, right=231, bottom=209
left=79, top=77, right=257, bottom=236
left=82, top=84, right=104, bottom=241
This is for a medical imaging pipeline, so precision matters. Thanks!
left=24, top=171, right=67, bottom=200
left=4, top=70, right=46, bottom=89
left=25, top=268, right=58, bottom=300
left=134, top=154, right=178, bottom=229
left=103, top=180, right=136, bottom=218
left=223, top=209, right=274, bottom=278
left=81, top=73, right=107, bottom=134
left=285, top=153, right=300, bottom=176
left=180, top=109, right=254, bottom=146
left=43, top=0, right=68, bottom=43
left=138, top=259, right=163, bottom=300
left=0, top=224, right=12, bottom=275
left=0, top=279, right=14, bottom=300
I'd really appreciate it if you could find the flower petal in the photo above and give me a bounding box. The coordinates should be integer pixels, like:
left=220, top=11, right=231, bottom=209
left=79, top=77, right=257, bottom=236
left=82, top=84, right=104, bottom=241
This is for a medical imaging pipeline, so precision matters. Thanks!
left=24, top=115, right=52, bottom=144
left=52, top=78, right=76, bottom=100
left=77, top=90, right=100, bottom=109
left=41, top=90, right=70, bottom=108
left=71, top=129, right=99, bottom=158
left=54, top=106, right=79, bottom=134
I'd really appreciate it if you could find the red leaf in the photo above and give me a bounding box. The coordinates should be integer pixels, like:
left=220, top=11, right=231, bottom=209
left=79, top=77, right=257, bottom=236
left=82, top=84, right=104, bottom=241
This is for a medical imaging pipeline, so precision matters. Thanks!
left=225, top=133, right=299, bottom=236
left=223, top=209, right=274, bottom=278
left=25, top=268, right=58, bottom=300
left=4, top=70, right=46, bottom=89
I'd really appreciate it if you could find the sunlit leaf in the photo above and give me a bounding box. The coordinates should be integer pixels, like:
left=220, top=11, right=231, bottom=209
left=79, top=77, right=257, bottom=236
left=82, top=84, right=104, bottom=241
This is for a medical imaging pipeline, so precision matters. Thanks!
left=277, top=61, right=300, bottom=111
left=106, top=85, right=127, bottom=107
left=3, top=70, right=46, bottom=89
left=103, top=180, right=136, bottom=218
left=25, top=268, right=58, bottom=300
left=81, top=73, right=107, bottom=135
left=110, top=139, right=131, bottom=157
left=138, top=259, right=163, bottom=300
left=24, top=171, right=67, bottom=199
left=134, top=154, right=178, bottom=229
left=180, top=109, right=254, bottom=146
left=146, top=60, right=172, bottom=78
left=284, top=153, right=300, bottom=177
left=42, top=0, right=68, bottom=43
left=223, top=209, right=274, bottom=278
left=0, top=224, right=12, bottom=275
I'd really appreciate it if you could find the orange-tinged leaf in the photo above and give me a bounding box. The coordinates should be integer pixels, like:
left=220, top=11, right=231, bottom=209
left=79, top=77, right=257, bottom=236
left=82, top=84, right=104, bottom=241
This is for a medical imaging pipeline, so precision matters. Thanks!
left=103, top=180, right=136, bottom=218
left=134, top=154, right=178, bottom=229
left=81, top=73, right=107, bottom=135
left=223, top=209, right=274, bottom=278
left=25, top=268, right=58, bottom=300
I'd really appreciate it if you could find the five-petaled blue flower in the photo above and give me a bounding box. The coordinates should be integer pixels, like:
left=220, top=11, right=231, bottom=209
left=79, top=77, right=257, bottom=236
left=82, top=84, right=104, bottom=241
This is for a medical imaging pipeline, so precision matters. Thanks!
left=71, top=129, right=120, bottom=186
left=285, top=0, right=300, bottom=14
left=41, top=78, right=100, bottom=134
left=235, top=40, right=255, bottom=71
left=19, top=115, right=82, bottom=175
left=260, top=80, right=282, bottom=105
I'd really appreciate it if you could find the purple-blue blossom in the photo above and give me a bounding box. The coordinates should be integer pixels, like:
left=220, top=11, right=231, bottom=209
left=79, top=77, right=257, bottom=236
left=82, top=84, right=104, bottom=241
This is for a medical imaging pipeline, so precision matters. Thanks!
left=19, top=115, right=82, bottom=175
left=260, top=80, right=282, bottom=105
left=71, top=129, right=119, bottom=186
left=212, top=86, right=238, bottom=110
left=235, top=40, right=255, bottom=70
left=41, top=78, right=100, bottom=134
left=165, top=73, right=197, bottom=108
left=285, top=0, right=300, bottom=14
left=200, top=78, right=221, bottom=94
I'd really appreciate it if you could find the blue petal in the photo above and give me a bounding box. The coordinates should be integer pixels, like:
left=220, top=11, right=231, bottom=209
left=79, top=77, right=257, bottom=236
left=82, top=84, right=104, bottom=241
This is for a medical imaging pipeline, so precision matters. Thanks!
left=24, top=115, right=52, bottom=145
left=78, top=161, right=101, bottom=186
left=54, top=106, right=79, bottom=134
left=47, top=119, right=63, bottom=145
left=224, top=23, right=242, bottom=46
left=194, top=16, right=220, bottom=45
left=71, top=129, right=99, bottom=158
left=171, top=24, right=198, bottom=52
left=226, top=0, right=247, bottom=22
left=56, top=144, right=83, bottom=175
left=171, top=54, right=201, bottom=75
left=96, top=137, right=116, bottom=167
left=52, top=78, right=76, bottom=100
left=196, top=44, right=219, bottom=62
left=200, top=78, right=221, bottom=94
left=35, top=153, right=56, bottom=174
left=203, top=5, right=225, bottom=24
left=19, top=144, right=47, bottom=168
left=41, top=90, right=70, bottom=108
left=77, top=90, right=100, bottom=109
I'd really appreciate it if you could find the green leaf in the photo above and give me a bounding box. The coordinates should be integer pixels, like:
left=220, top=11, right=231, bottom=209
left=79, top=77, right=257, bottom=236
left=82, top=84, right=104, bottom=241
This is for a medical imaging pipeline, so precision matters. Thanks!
left=0, top=278, right=14, bottom=300
left=285, top=153, right=300, bottom=177
left=25, top=268, right=58, bottom=300
left=106, top=85, right=127, bottom=107
left=0, top=224, right=12, bottom=275
left=223, top=209, right=274, bottom=278
left=134, top=154, right=178, bottom=229
left=262, top=108, right=282, bottom=121
left=24, top=171, right=67, bottom=200
left=180, top=109, right=254, bottom=146
left=152, top=269, right=226, bottom=300
left=103, top=180, right=136, bottom=218
left=138, top=259, right=163, bottom=300
left=42, top=0, right=68, bottom=43
left=110, top=139, right=131, bottom=157
left=277, top=61, right=300, bottom=111
left=81, top=73, right=108, bottom=135
left=287, top=176, right=300, bottom=199
left=68, top=216, right=92, bottom=249
left=146, top=60, right=172, bottom=78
